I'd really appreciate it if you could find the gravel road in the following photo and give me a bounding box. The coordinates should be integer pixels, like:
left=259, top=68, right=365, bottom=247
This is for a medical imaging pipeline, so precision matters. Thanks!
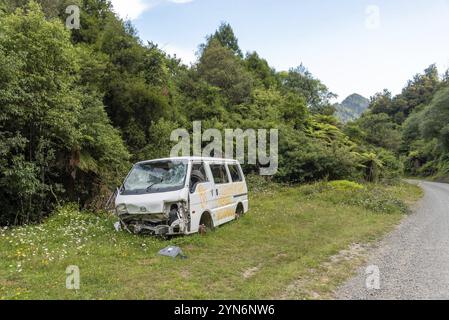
left=336, top=180, right=449, bottom=300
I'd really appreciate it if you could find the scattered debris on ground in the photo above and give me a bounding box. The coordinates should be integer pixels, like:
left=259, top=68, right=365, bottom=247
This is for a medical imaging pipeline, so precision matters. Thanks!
left=158, top=246, right=187, bottom=259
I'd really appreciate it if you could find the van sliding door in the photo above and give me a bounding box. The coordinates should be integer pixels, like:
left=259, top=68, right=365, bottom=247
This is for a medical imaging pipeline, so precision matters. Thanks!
left=188, top=162, right=214, bottom=233
left=209, top=163, right=236, bottom=225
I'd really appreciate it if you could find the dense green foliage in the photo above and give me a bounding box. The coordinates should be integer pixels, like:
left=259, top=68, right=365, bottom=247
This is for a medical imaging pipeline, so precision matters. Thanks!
left=0, top=2, right=129, bottom=224
left=346, top=64, right=449, bottom=181
left=0, top=0, right=419, bottom=225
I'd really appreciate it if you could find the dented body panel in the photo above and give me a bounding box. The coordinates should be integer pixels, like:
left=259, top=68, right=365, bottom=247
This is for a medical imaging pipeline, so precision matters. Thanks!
left=115, top=157, right=249, bottom=236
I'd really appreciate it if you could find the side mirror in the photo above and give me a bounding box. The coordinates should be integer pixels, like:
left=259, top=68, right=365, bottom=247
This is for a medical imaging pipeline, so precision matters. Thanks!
left=190, top=183, right=198, bottom=194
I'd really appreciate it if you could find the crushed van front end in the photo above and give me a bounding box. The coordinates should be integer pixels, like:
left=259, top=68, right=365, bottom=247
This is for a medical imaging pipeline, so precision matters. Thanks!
left=116, top=200, right=190, bottom=236
left=114, top=159, right=190, bottom=236
left=115, top=186, right=191, bottom=236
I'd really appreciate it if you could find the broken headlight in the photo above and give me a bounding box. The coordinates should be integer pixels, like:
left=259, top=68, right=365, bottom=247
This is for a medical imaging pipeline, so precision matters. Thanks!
left=164, top=202, right=187, bottom=225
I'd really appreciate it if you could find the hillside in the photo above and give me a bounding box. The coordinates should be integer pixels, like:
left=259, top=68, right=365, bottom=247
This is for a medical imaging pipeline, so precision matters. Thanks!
left=0, top=2, right=403, bottom=226
left=344, top=65, right=449, bottom=181
left=335, top=94, right=370, bottom=123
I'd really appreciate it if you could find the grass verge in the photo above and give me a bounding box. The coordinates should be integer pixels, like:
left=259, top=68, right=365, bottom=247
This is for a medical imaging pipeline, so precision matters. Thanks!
left=0, top=180, right=422, bottom=300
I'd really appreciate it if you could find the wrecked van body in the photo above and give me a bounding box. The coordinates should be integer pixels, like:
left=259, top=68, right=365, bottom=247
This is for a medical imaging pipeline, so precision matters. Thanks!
left=114, top=157, right=249, bottom=236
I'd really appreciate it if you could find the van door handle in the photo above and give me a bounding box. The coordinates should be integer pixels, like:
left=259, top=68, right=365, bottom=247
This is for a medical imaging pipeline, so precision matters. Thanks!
left=216, top=189, right=219, bottom=196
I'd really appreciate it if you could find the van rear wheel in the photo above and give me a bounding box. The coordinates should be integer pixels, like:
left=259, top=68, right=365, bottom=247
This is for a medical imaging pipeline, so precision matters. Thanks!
left=235, top=204, right=244, bottom=219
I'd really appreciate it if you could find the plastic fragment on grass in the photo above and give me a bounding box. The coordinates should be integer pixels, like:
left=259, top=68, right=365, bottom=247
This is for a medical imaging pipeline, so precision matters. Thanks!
left=158, top=246, right=187, bottom=259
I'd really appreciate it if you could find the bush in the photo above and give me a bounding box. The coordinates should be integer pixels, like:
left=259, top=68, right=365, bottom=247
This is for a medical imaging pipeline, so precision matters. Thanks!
left=377, top=149, right=404, bottom=182
left=297, top=182, right=331, bottom=196
left=328, top=180, right=364, bottom=191
left=246, top=174, right=281, bottom=194
left=344, top=187, right=408, bottom=214
left=303, top=183, right=409, bottom=214
left=277, top=127, right=361, bottom=183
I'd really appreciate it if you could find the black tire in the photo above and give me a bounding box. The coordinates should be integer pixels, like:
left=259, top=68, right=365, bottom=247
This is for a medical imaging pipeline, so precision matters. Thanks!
left=235, top=203, right=244, bottom=219
left=199, top=212, right=214, bottom=235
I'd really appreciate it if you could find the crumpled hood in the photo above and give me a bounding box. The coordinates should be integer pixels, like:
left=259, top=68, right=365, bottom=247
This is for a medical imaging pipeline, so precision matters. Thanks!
left=115, top=188, right=188, bottom=214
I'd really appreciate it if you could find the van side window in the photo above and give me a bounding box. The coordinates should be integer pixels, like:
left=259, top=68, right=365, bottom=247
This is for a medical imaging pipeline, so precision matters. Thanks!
left=228, top=164, right=243, bottom=182
left=210, top=164, right=229, bottom=184
left=190, top=163, right=208, bottom=193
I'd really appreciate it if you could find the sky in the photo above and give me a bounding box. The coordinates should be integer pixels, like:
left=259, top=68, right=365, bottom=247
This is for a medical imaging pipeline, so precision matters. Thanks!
left=109, top=0, right=449, bottom=102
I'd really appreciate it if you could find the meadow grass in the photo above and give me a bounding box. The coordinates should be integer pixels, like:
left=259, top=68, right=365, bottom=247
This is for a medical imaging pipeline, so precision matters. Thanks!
left=0, top=181, right=422, bottom=300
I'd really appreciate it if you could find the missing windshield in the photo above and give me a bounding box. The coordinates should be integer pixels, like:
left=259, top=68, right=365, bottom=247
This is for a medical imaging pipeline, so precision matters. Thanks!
left=121, top=160, right=188, bottom=195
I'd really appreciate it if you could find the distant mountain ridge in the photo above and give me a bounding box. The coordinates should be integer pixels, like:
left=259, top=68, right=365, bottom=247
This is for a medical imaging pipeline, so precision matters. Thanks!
left=335, top=93, right=370, bottom=123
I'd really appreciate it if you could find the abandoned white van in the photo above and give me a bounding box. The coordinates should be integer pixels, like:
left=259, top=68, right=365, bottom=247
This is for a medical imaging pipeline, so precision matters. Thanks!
left=114, top=157, right=248, bottom=236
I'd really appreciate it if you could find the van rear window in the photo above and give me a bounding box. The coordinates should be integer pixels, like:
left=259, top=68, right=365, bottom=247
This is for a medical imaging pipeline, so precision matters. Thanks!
left=210, top=164, right=229, bottom=184
left=228, top=164, right=243, bottom=182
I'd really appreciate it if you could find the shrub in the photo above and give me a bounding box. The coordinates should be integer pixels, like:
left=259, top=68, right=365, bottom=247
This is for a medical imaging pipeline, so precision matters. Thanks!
left=377, top=149, right=404, bottom=182
left=297, top=182, right=331, bottom=196
left=344, top=187, right=408, bottom=214
left=304, top=183, right=409, bottom=214
left=246, top=174, right=281, bottom=193
left=328, top=180, right=364, bottom=191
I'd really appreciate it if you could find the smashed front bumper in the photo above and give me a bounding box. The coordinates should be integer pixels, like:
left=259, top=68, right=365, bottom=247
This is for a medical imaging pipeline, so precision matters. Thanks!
left=115, top=202, right=189, bottom=236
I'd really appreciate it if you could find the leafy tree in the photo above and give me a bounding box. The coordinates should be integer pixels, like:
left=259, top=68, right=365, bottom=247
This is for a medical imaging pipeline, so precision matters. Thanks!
left=70, top=0, right=113, bottom=44
left=370, top=66, right=441, bottom=123
left=277, top=131, right=361, bottom=183
left=197, top=38, right=253, bottom=105
left=0, top=2, right=129, bottom=224
left=204, top=22, right=243, bottom=57
left=279, top=64, right=337, bottom=114
left=420, top=85, right=449, bottom=152
left=352, top=113, right=402, bottom=152
left=395, top=64, right=440, bottom=118
left=369, top=89, right=393, bottom=115
left=245, top=51, right=278, bottom=89
left=104, top=77, right=170, bottom=155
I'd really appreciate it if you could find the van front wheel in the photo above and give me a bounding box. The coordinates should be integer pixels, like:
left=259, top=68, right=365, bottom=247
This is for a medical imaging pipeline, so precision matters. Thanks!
left=199, top=212, right=214, bottom=235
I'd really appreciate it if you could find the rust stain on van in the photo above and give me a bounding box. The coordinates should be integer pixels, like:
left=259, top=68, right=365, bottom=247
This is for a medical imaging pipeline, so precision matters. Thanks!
left=217, top=207, right=236, bottom=220
left=196, top=184, right=208, bottom=209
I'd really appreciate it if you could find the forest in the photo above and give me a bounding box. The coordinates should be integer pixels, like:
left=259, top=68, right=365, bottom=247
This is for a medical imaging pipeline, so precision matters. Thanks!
left=1, top=0, right=448, bottom=226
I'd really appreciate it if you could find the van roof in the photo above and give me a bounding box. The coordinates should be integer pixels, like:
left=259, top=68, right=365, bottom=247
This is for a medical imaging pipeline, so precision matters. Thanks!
left=136, top=157, right=240, bottom=165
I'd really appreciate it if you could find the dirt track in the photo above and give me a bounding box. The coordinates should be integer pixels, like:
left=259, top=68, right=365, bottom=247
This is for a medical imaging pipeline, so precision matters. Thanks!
left=337, top=181, right=449, bottom=300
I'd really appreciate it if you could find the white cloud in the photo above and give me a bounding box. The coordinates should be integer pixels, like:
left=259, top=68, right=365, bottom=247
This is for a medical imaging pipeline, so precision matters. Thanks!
left=162, top=44, right=197, bottom=65
left=110, top=0, right=193, bottom=20
left=109, top=0, right=153, bottom=20
left=168, top=0, right=194, bottom=3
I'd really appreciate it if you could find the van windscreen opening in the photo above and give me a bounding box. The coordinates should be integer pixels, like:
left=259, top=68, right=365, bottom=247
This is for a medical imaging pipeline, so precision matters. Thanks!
left=121, top=160, right=187, bottom=195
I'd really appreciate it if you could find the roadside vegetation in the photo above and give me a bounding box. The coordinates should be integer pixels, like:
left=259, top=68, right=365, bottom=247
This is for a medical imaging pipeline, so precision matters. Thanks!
left=0, top=179, right=422, bottom=300
left=344, top=65, right=449, bottom=183
left=1, top=1, right=407, bottom=226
